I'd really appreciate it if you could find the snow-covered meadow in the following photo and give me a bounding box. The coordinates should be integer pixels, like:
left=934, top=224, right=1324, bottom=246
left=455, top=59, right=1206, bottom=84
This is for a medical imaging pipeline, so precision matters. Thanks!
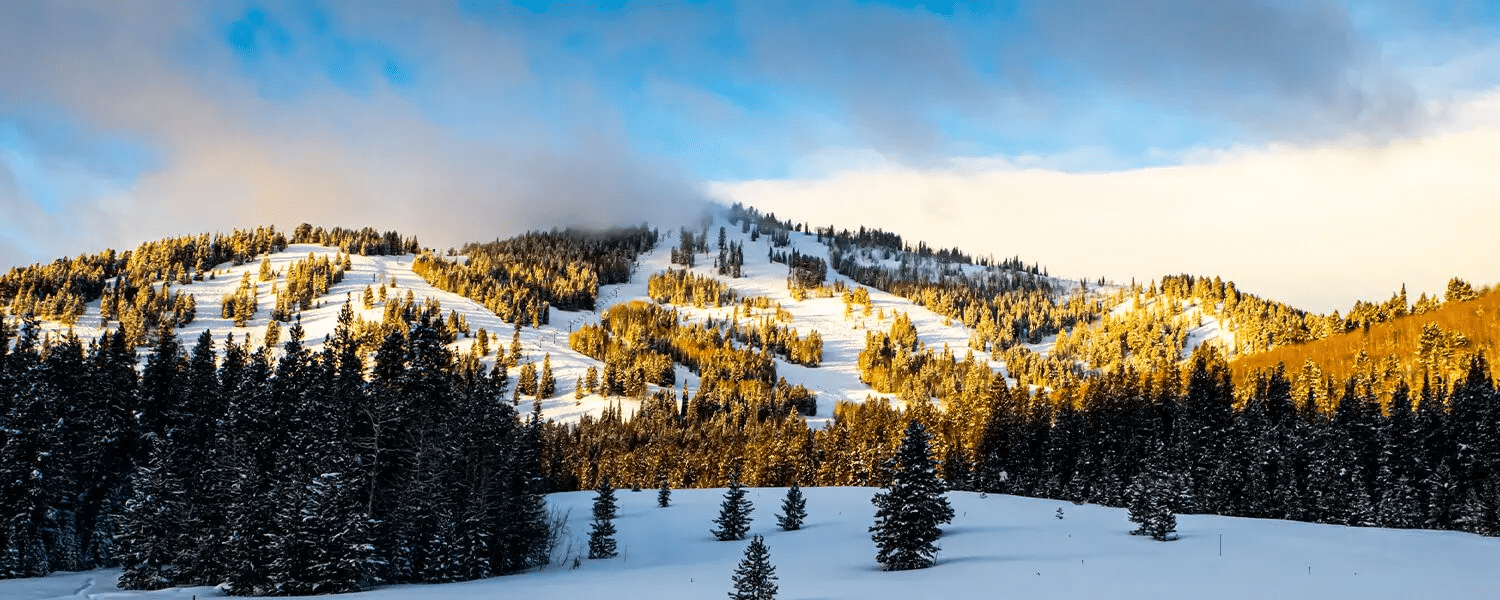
left=6, top=487, right=1499, bottom=599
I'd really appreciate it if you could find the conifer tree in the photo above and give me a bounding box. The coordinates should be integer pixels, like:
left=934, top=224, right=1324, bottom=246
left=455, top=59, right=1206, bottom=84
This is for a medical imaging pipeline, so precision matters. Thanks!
left=870, top=421, right=953, bottom=570
left=588, top=478, right=619, bottom=559
left=518, top=362, right=537, bottom=396
left=729, top=535, right=778, bottom=600
left=658, top=478, right=672, bottom=507
left=776, top=483, right=807, bottom=531
left=508, top=329, right=522, bottom=368
left=263, top=320, right=281, bottom=350
left=116, top=438, right=190, bottom=590
left=1127, top=452, right=1180, bottom=542
left=539, top=353, right=556, bottom=398
left=713, top=470, right=754, bottom=541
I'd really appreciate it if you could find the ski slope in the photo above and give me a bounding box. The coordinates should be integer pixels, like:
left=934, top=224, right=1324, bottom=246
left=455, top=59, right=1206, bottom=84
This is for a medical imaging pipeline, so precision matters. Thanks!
left=6, top=487, right=1498, bottom=600
left=614, top=218, right=1011, bottom=425
left=25, top=213, right=1230, bottom=426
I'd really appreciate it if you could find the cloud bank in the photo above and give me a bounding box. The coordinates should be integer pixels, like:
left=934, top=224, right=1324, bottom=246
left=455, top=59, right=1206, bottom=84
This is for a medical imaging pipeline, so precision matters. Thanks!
left=0, top=0, right=705, bottom=266
left=1, top=0, right=1495, bottom=313
left=711, top=96, right=1500, bottom=312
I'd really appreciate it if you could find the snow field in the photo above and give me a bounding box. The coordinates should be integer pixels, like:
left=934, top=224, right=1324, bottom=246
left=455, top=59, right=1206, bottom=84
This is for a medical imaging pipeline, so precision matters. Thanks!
left=7, top=487, right=1500, bottom=600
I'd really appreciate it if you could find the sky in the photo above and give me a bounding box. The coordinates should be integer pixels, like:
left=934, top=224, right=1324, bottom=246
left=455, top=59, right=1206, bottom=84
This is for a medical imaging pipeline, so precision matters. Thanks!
left=1, top=1, right=1498, bottom=313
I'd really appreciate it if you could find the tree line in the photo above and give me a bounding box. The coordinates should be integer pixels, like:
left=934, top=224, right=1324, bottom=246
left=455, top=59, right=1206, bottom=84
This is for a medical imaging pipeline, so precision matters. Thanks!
left=0, top=305, right=548, bottom=593
left=413, top=226, right=657, bottom=326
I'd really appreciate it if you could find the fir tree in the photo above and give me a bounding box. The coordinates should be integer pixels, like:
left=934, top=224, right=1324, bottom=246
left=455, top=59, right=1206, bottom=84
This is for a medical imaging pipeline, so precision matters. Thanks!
left=870, top=421, right=953, bottom=570
left=508, top=329, right=522, bottom=368
left=115, top=438, right=190, bottom=590
left=267, top=470, right=372, bottom=595
left=712, top=470, right=754, bottom=541
left=539, top=353, right=556, bottom=398
left=519, top=361, right=538, bottom=396
left=1127, top=454, right=1180, bottom=542
left=658, top=478, right=672, bottom=507
left=776, top=483, right=807, bottom=531
left=588, top=478, right=618, bottom=559
left=729, top=535, right=778, bottom=600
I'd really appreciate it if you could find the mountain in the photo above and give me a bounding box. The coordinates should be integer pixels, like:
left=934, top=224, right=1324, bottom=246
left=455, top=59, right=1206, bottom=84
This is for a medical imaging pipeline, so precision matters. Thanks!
left=0, top=208, right=1497, bottom=596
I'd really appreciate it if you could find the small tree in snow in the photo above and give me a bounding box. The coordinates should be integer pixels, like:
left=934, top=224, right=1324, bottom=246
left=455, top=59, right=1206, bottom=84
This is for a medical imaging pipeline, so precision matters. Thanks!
left=712, top=470, right=753, bottom=541
left=587, top=478, right=618, bottom=559
left=658, top=478, right=672, bottom=508
left=870, top=421, right=954, bottom=571
left=729, top=535, right=778, bottom=600
left=776, top=483, right=807, bottom=531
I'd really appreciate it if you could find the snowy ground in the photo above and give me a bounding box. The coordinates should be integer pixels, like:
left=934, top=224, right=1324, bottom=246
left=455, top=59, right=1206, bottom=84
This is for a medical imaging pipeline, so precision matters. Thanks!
left=7, top=487, right=1499, bottom=600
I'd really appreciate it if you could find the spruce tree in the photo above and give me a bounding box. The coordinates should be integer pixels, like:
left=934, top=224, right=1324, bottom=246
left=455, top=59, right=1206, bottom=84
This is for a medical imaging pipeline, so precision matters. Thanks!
left=1127, top=456, right=1179, bottom=542
left=588, top=478, right=618, bottom=559
left=519, top=362, right=537, bottom=396
left=870, top=420, right=948, bottom=570
left=776, top=483, right=807, bottom=531
left=729, top=535, right=778, bottom=600
left=539, top=353, right=556, bottom=398
left=116, top=438, right=190, bottom=590
left=712, top=470, right=754, bottom=541
left=870, top=421, right=953, bottom=570
left=658, top=478, right=672, bottom=508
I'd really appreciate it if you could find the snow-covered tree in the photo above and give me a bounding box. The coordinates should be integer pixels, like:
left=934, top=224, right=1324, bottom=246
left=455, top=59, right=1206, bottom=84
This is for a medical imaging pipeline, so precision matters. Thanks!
left=712, top=470, right=754, bottom=541
left=870, top=421, right=953, bottom=570
left=729, top=534, right=778, bottom=600
left=116, top=439, right=190, bottom=590
left=588, top=479, right=618, bottom=559
left=266, top=470, right=372, bottom=595
left=1127, top=459, right=1179, bottom=542
left=776, top=483, right=806, bottom=531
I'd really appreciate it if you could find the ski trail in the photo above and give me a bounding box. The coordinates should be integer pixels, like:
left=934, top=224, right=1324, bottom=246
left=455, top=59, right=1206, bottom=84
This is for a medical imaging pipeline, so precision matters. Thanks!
left=71, top=576, right=94, bottom=599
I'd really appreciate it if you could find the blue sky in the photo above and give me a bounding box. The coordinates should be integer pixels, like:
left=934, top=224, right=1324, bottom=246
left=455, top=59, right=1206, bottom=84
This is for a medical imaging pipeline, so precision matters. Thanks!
left=2, top=1, right=1499, bottom=309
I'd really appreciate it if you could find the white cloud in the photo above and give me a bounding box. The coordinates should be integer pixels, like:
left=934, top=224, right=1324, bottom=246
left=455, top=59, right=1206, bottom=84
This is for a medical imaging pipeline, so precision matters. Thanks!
left=709, top=91, right=1500, bottom=313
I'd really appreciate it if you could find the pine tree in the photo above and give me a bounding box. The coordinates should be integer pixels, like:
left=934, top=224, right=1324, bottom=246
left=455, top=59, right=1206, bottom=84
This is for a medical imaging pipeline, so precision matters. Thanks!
left=776, top=483, right=807, bottom=531
left=539, top=353, right=556, bottom=398
left=588, top=479, right=618, bottom=559
left=508, top=329, right=522, bottom=368
left=267, top=470, right=372, bottom=595
left=729, top=535, right=778, bottom=600
left=518, top=362, right=537, bottom=396
left=1127, top=452, right=1180, bottom=542
left=712, top=470, right=754, bottom=541
left=116, top=438, right=190, bottom=590
left=658, top=478, right=672, bottom=507
left=870, top=421, right=954, bottom=570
